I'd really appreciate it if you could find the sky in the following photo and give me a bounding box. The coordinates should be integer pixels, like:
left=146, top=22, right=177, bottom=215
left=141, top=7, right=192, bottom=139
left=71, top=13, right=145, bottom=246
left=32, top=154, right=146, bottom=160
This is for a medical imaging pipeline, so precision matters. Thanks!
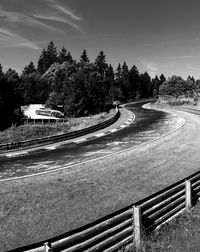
left=1, top=0, right=200, bottom=79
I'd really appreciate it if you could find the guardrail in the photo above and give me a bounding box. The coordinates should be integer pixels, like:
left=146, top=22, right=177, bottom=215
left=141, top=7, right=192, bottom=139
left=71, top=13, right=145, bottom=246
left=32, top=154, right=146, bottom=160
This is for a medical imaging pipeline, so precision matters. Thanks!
left=178, top=106, right=200, bottom=115
left=0, top=108, right=120, bottom=152
left=8, top=169, right=200, bottom=252
left=21, top=118, right=67, bottom=124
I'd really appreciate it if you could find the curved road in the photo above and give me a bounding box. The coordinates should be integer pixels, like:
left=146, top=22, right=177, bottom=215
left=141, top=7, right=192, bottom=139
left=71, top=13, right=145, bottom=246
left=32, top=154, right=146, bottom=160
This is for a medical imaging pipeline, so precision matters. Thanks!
left=0, top=102, right=182, bottom=179
left=2, top=104, right=200, bottom=251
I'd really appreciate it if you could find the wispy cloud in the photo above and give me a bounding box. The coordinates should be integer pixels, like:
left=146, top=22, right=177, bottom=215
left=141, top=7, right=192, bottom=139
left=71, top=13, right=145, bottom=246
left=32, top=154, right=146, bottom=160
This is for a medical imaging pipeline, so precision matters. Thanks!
left=0, top=0, right=83, bottom=34
left=162, top=55, right=200, bottom=60
left=139, top=58, right=158, bottom=77
left=46, top=0, right=81, bottom=21
left=0, top=9, right=64, bottom=33
left=33, top=14, right=80, bottom=30
left=0, top=28, right=40, bottom=50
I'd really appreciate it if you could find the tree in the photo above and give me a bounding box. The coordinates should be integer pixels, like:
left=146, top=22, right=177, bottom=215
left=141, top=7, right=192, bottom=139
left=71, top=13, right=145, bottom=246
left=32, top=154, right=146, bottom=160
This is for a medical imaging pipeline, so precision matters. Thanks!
left=94, top=50, right=108, bottom=80
left=159, top=75, right=194, bottom=97
left=37, top=41, right=58, bottom=74
left=58, top=47, right=68, bottom=64
left=22, top=61, right=37, bottom=75
left=80, top=49, right=90, bottom=65
left=22, top=72, right=49, bottom=104
left=152, top=75, right=160, bottom=98
left=139, top=72, right=152, bottom=98
left=0, top=69, right=23, bottom=129
left=128, top=65, right=140, bottom=100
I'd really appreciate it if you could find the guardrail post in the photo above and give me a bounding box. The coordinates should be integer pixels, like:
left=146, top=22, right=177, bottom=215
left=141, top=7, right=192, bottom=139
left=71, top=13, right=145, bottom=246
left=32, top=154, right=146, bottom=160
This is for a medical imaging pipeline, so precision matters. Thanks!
left=133, top=205, right=142, bottom=250
left=185, top=179, right=192, bottom=209
left=44, top=242, right=53, bottom=252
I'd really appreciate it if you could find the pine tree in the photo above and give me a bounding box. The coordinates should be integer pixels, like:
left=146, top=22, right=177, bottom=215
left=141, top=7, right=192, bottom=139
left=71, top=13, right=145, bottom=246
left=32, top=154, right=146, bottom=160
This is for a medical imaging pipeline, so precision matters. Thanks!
left=129, top=65, right=140, bottom=100
left=58, top=47, right=68, bottom=64
left=22, top=61, right=37, bottom=75
left=37, top=41, right=58, bottom=74
left=80, top=49, right=90, bottom=65
left=94, top=50, right=108, bottom=80
left=37, top=49, right=48, bottom=74
left=0, top=63, right=4, bottom=78
left=66, top=52, right=73, bottom=64
left=121, top=62, right=129, bottom=80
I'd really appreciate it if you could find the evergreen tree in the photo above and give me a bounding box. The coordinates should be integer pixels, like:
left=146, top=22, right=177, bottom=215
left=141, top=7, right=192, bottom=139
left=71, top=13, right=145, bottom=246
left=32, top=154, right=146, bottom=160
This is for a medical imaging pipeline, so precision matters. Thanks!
left=95, top=50, right=108, bottom=80
left=58, top=47, right=68, bottom=64
left=121, top=62, right=129, bottom=80
left=152, top=75, right=160, bottom=98
left=37, top=41, right=58, bottom=74
left=139, top=72, right=152, bottom=98
left=129, top=65, right=140, bottom=100
left=80, top=49, right=90, bottom=65
left=66, top=51, right=73, bottom=64
left=22, top=61, right=37, bottom=75
left=0, top=63, right=4, bottom=78
left=159, top=73, right=166, bottom=85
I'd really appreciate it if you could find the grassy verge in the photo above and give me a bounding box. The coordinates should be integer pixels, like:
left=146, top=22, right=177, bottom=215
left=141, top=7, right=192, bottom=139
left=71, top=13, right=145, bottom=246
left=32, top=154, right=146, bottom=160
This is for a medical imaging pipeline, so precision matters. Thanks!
left=0, top=109, right=116, bottom=143
left=122, top=203, right=200, bottom=252
left=157, top=95, right=200, bottom=108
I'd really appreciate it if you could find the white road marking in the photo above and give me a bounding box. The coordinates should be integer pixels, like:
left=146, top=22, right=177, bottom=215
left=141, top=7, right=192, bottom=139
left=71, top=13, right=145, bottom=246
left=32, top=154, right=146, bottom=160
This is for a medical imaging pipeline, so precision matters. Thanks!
left=110, top=129, right=117, bottom=132
left=45, top=146, right=56, bottom=150
left=6, top=152, right=28, bottom=158
left=83, top=150, right=113, bottom=156
left=95, top=133, right=105, bottom=137
left=74, top=138, right=86, bottom=143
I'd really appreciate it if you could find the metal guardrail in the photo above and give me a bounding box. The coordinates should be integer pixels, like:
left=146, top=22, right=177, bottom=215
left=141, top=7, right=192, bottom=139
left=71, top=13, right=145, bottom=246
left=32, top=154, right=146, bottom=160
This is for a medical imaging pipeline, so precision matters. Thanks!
left=21, top=118, right=67, bottom=124
left=8, top=170, right=200, bottom=252
left=0, top=108, right=120, bottom=152
left=177, top=106, right=200, bottom=115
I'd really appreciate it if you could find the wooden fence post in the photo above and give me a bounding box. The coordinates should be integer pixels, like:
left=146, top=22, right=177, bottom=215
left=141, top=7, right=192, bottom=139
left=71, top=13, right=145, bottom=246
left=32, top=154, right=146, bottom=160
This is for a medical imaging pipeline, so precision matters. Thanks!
left=185, top=179, right=192, bottom=209
left=133, top=205, right=142, bottom=250
left=44, top=242, right=53, bottom=252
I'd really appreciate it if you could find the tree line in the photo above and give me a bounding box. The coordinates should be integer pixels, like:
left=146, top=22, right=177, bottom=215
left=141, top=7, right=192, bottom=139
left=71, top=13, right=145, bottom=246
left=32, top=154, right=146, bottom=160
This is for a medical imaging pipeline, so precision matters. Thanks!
left=1, top=40, right=197, bottom=131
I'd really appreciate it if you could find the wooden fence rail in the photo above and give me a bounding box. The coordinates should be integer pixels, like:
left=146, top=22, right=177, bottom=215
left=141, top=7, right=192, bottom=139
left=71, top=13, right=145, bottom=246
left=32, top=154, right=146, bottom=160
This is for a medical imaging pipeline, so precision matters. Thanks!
left=8, top=169, right=200, bottom=252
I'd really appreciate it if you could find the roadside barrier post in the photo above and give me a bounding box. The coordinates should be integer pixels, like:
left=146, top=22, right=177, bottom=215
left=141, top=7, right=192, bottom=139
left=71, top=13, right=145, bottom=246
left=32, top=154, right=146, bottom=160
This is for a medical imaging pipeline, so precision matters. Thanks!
left=44, top=242, right=53, bottom=252
left=185, top=179, right=192, bottom=209
left=133, top=205, right=142, bottom=250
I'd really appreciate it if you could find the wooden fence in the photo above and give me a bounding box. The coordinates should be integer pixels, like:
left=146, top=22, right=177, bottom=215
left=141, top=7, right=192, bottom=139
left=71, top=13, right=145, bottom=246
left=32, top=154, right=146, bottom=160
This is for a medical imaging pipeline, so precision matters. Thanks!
left=8, top=169, right=200, bottom=252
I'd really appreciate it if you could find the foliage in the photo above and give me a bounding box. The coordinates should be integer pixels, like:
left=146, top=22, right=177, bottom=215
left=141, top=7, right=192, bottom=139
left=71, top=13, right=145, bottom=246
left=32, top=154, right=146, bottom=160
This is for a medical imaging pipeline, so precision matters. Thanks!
left=0, top=68, right=23, bottom=130
left=159, top=75, right=196, bottom=97
left=0, top=40, right=165, bottom=130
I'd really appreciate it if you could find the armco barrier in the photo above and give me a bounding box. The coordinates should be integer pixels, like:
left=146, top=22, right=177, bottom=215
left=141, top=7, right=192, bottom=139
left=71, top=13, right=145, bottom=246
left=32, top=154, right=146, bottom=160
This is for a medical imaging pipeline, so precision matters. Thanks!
left=0, top=108, right=120, bottom=152
left=177, top=106, right=200, bottom=115
left=8, top=169, right=200, bottom=252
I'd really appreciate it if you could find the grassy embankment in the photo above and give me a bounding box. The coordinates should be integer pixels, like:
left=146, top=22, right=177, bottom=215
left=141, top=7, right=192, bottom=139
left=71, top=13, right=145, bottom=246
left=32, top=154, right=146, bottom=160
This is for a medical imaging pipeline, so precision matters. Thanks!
left=0, top=109, right=116, bottom=144
left=119, top=203, right=200, bottom=252
left=156, top=95, right=200, bottom=108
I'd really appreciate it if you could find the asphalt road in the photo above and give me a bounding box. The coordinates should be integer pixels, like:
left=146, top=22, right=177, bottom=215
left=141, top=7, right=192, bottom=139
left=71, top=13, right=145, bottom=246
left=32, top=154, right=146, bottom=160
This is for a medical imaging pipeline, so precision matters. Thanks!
left=0, top=101, right=182, bottom=179
left=1, top=104, right=197, bottom=251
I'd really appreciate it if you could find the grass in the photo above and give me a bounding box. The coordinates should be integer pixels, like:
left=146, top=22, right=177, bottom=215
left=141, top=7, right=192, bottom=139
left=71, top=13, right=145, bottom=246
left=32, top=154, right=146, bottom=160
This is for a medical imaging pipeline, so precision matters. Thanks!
left=157, top=95, right=200, bottom=108
left=1, top=104, right=200, bottom=251
left=0, top=109, right=116, bottom=144
left=119, top=203, right=200, bottom=252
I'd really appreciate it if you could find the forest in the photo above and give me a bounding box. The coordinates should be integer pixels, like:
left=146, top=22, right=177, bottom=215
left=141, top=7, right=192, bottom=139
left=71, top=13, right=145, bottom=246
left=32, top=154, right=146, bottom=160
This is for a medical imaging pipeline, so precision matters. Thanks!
left=0, top=41, right=198, bottom=131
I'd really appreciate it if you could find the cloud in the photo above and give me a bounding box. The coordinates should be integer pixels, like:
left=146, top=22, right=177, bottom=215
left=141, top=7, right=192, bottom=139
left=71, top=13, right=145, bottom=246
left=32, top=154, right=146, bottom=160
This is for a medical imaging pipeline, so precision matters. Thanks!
left=33, top=14, right=80, bottom=30
left=139, top=59, right=158, bottom=77
left=0, top=9, right=64, bottom=33
left=0, top=0, right=83, bottom=33
left=45, top=0, right=81, bottom=21
left=162, top=55, right=200, bottom=60
left=0, top=28, right=40, bottom=50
